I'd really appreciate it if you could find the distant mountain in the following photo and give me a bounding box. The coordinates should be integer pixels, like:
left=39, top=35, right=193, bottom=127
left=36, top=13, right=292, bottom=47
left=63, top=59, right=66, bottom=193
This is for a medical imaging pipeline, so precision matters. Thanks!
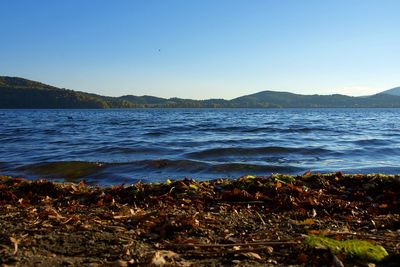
left=232, top=91, right=358, bottom=108
left=1, top=76, right=400, bottom=108
left=232, top=90, right=400, bottom=108
left=379, top=87, right=400, bottom=96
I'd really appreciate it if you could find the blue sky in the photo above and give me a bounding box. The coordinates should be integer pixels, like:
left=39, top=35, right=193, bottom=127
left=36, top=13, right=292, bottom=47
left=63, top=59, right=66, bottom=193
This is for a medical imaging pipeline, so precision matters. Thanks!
left=1, top=0, right=399, bottom=99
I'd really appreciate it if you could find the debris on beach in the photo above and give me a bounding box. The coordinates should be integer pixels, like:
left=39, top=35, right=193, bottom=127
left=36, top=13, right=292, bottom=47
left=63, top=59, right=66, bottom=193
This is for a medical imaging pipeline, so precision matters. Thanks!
left=0, top=173, right=399, bottom=266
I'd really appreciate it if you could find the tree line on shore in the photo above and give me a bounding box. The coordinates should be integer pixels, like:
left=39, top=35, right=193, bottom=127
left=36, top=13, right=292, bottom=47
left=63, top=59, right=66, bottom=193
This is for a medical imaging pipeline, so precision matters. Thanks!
left=1, top=76, right=400, bottom=108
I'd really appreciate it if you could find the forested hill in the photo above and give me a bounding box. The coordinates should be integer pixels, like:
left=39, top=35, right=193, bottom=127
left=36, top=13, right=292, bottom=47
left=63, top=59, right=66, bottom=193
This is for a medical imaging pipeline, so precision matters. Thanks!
left=1, top=76, right=400, bottom=108
left=0, top=77, right=133, bottom=108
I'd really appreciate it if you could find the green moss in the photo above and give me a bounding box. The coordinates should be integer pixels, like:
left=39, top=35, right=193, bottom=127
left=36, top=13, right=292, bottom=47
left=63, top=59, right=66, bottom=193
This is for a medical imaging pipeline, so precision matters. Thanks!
left=189, top=184, right=199, bottom=191
left=305, top=235, right=388, bottom=262
left=271, top=173, right=296, bottom=184
left=130, top=188, right=139, bottom=195
left=0, top=176, right=13, bottom=185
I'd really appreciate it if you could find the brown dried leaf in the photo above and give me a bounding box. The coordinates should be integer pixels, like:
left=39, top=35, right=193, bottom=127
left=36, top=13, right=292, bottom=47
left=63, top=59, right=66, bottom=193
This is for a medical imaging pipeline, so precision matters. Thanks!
left=264, top=246, right=274, bottom=254
left=308, top=229, right=320, bottom=235
left=222, top=188, right=256, bottom=201
left=78, top=180, right=85, bottom=188
left=45, top=207, right=66, bottom=220
left=303, top=218, right=315, bottom=225
left=241, top=252, right=262, bottom=260
left=10, top=237, right=19, bottom=255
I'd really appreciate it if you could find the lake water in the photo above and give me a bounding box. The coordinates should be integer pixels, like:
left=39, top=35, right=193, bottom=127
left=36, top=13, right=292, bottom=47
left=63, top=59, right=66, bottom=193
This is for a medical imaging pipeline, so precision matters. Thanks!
left=0, top=109, right=399, bottom=185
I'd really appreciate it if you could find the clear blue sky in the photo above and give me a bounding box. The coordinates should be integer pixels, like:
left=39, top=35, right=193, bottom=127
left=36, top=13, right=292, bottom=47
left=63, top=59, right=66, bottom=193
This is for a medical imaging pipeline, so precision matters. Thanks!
left=1, top=0, right=399, bottom=99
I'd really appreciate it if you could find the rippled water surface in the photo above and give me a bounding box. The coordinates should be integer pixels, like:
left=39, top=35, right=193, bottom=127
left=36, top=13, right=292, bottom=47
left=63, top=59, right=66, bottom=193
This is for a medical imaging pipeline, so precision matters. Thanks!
left=1, top=109, right=399, bottom=185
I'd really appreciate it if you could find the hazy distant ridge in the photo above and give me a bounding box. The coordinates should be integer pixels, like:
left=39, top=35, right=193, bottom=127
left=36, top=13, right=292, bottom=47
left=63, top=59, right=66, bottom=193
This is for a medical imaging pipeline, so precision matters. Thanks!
left=1, top=76, right=400, bottom=108
left=380, top=87, right=400, bottom=96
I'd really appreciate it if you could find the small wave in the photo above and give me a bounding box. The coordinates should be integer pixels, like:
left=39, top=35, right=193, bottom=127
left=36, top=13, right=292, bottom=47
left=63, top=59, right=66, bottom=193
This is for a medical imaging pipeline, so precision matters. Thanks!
left=109, top=121, right=128, bottom=125
left=353, top=139, right=392, bottom=146
left=19, top=161, right=105, bottom=179
left=0, top=162, right=9, bottom=170
left=56, top=123, right=78, bottom=127
left=43, top=129, right=59, bottom=134
left=92, top=146, right=163, bottom=154
left=196, top=122, right=219, bottom=128
left=287, top=127, right=332, bottom=133
left=144, top=131, right=169, bottom=136
left=210, top=163, right=301, bottom=173
left=107, top=159, right=300, bottom=175
left=371, top=147, right=399, bottom=155
left=328, top=166, right=400, bottom=175
left=242, top=127, right=281, bottom=133
left=0, top=137, right=25, bottom=143
left=162, top=125, right=195, bottom=132
left=242, top=126, right=333, bottom=134
left=48, top=140, right=68, bottom=145
left=212, top=126, right=244, bottom=132
left=186, top=146, right=330, bottom=159
left=139, top=159, right=210, bottom=171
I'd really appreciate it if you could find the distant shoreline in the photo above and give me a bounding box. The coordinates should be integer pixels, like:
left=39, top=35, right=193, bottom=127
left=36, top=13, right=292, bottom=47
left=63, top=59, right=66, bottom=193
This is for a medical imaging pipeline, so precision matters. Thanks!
left=2, top=76, right=400, bottom=108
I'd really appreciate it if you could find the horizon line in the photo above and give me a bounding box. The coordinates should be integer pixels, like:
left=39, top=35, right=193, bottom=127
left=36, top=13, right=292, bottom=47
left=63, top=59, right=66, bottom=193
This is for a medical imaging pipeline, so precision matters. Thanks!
left=1, top=75, right=398, bottom=100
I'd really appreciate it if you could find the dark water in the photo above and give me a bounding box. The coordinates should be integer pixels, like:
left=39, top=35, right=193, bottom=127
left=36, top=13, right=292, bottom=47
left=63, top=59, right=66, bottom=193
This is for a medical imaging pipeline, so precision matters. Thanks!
left=1, top=109, right=399, bottom=185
